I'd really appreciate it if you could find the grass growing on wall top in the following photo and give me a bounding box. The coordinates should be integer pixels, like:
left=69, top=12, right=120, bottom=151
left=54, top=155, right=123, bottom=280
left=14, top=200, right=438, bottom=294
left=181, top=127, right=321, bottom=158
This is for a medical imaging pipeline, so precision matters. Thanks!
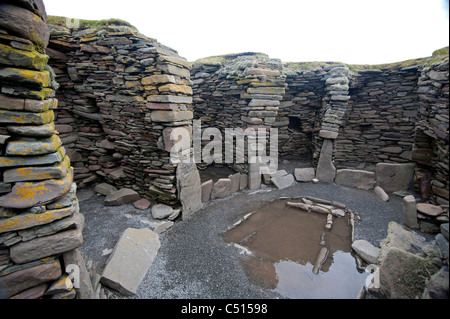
left=47, top=15, right=139, bottom=32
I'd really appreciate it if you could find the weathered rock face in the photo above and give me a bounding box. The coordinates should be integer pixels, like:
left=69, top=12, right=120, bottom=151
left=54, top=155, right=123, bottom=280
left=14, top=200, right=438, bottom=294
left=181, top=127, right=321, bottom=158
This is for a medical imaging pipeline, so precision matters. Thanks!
left=0, top=1, right=89, bottom=299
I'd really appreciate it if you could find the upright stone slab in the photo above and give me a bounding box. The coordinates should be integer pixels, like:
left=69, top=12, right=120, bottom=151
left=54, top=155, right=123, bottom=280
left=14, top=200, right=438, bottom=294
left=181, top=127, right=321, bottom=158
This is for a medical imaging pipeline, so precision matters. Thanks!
left=211, top=178, right=231, bottom=199
left=100, top=228, right=160, bottom=296
left=335, top=169, right=375, bottom=190
left=376, top=163, right=415, bottom=192
left=316, top=139, right=336, bottom=183
left=402, top=195, right=419, bottom=228
left=248, top=161, right=261, bottom=190
left=176, top=162, right=202, bottom=220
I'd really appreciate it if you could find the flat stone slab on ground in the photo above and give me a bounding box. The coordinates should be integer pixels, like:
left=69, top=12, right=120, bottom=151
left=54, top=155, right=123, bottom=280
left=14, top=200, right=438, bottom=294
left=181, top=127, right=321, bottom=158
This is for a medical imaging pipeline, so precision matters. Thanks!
left=100, top=228, right=160, bottom=296
left=151, top=204, right=173, bottom=219
left=104, top=188, right=140, bottom=206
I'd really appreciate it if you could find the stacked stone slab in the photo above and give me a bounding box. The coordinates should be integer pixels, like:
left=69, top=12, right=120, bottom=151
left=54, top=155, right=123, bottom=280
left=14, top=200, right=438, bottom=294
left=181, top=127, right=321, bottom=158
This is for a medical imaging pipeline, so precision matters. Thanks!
left=315, top=66, right=350, bottom=182
left=191, top=54, right=285, bottom=175
left=335, top=66, right=421, bottom=170
left=279, top=67, right=326, bottom=157
left=414, top=57, right=449, bottom=205
left=46, top=20, right=195, bottom=208
left=0, top=1, right=91, bottom=299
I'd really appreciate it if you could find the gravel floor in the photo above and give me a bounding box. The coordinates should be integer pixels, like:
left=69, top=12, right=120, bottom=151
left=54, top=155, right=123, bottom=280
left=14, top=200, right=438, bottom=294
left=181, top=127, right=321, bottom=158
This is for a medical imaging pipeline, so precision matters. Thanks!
left=78, top=180, right=406, bottom=299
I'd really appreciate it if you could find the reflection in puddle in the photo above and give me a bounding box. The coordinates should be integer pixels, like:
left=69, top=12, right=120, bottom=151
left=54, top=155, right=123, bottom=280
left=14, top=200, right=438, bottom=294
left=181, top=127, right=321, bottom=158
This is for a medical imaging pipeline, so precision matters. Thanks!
left=223, top=199, right=368, bottom=299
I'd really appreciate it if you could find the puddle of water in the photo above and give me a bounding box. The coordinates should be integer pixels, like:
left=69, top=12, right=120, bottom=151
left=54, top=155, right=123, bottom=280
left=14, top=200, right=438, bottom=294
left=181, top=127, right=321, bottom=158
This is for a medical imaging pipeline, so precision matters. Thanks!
left=223, top=199, right=368, bottom=299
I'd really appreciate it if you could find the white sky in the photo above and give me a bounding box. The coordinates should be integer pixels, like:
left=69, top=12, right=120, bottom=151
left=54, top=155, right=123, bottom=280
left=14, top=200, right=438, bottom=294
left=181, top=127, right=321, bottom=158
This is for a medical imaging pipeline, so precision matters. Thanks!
left=43, top=0, right=449, bottom=64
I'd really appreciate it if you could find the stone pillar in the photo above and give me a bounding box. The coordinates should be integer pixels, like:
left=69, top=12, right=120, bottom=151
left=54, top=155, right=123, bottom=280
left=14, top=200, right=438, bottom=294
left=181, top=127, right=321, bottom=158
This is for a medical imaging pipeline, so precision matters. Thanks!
left=402, top=195, right=419, bottom=229
left=315, top=66, right=350, bottom=182
left=0, top=1, right=90, bottom=299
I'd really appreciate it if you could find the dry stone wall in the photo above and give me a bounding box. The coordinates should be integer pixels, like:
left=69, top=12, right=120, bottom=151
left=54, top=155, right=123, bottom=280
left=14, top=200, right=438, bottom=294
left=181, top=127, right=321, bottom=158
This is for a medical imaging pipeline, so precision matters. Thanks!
left=46, top=22, right=194, bottom=206
left=414, top=58, right=449, bottom=206
left=335, top=66, right=422, bottom=169
left=0, top=0, right=92, bottom=299
left=191, top=54, right=448, bottom=204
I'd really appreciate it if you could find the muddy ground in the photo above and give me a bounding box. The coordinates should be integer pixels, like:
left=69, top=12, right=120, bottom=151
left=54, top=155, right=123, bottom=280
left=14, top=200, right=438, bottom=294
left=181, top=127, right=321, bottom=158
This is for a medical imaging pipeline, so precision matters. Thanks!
left=78, top=174, right=406, bottom=299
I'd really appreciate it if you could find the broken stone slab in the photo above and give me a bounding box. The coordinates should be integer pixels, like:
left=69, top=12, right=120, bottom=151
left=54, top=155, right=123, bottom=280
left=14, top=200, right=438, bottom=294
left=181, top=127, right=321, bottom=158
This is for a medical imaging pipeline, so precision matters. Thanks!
left=271, top=173, right=295, bottom=190
left=374, top=186, right=389, bottom=202
left=0, top=167, right=73, bottom=209
left=351, top=239, right=380, bottom=264
left=402, top=195, right=419, bottom=229
left=335, top=169, right=375, bottom=190
left=315, top=139, right=336, bottom=183
left=100, top=228, right=160, bottom=296
left=294, top=167, right=315, bottom=182
left=376, top=163, right=415, bottom=192
left=176, top=162, right=202, bottom=220
left=262, top=169, right=286, bottom=184
left=10, top=212, right=84, bottom=264
left=151, top=204, right=173, bottom=220
left=104, top=188, right=140, bottom=206
left=211, top=178, right=232, bottom=200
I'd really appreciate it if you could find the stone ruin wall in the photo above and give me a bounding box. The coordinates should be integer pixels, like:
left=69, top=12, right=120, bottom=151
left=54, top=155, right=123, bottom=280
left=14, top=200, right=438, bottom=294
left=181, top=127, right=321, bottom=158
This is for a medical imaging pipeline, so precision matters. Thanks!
left=0, top=1, right=91, bottom=299
left=41, top=23, right=449, bottom=206
left=46, top=22, right=194, bottom=207
left=0, top=0, right=448, bottom=300
left=191, top=56, right=449, bottom=205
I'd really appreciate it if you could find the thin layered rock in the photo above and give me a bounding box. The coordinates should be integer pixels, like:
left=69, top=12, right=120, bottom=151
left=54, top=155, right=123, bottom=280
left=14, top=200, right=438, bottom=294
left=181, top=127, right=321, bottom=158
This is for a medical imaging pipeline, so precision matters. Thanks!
left=0, top=1, right=91, bottom=299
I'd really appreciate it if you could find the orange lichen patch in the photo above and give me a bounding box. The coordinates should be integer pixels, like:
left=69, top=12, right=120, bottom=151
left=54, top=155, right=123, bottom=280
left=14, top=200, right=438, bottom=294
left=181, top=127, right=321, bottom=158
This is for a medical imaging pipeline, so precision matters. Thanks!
left=0, top=204, right=76, bottom=234
left=0, top=168, right=73, bottom=209
left=0, top=109, right=54, bottom=125
left=0, top=146, right=65, bottom=168
left=5, top=135, right=62, bottom=156
left=3, top=155, right=70, bottom=183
